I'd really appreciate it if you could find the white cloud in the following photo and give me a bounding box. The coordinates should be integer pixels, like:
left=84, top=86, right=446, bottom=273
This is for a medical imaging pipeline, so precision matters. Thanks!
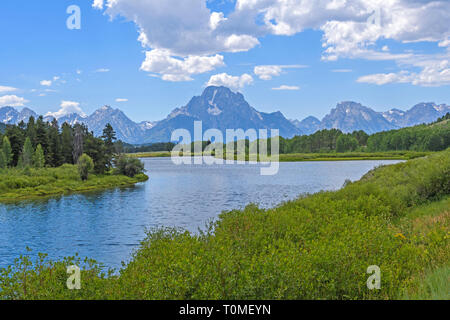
left=332, top=69, right=352, bottom=73
left=0, top=86, right=17, bottom=93
left=207, top=73, right=253, bottom=91
left=76, top=69, right=82, bottom=75
left=92, top=0, right=104, bottom=9
left=141, top=49, right=225, bottom=82
left=95, top=68, right=110, bottom=73
left=254, top=64, right=307, bottom=80
left=92, top=0, right=259, bottom=80
left=116, top=98, right=128, bottom=102
left=92, top=0, right=450, bottom=86
left=210, top=12, right=227, bottom=30
left=358, top=50, right=450, bottom=87
left=272, top=85, right=300, bottom=91
left=40, top=80, right=52, bottom=87
left=0, top=95, right=29, bottom=107
left=45, top=101, right=86, bottom=119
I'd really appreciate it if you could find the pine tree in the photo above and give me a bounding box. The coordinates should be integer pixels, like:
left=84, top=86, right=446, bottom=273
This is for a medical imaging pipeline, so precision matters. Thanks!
left=2, top=136, right=13, bottom=167
left=0, top=150, right=6, bottom=169
left=21, top=137, right=34, bottom=167
left=102, top=123, right=117, bottom=169
left=33, top=144, right=45, bottom=168
left=61, top=122, right=74, bottom=164
left=48, top=119, right=63, bottom=167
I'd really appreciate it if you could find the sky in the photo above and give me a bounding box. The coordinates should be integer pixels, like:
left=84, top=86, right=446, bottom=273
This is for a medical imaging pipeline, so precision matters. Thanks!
left=0, top=0, right=449, bottom=123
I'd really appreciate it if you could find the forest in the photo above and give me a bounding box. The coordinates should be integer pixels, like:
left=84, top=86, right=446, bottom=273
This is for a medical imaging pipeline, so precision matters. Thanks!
left=0, top=116, right=119, bottom=173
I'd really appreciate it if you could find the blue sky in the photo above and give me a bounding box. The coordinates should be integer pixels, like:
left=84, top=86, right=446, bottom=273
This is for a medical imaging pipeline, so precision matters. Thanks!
left=0, top=0, right=449, bottom=123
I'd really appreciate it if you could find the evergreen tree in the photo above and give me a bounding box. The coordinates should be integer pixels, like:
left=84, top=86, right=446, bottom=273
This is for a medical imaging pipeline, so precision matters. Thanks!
left=20, top=137, right=34, bottom=167
left=0, top=149, right=6, bottom=169
left=61, top=123, right=74, bottom=164
left=2, top=136, right=13, bottom=167
left=33, top=144, right=45, bottom=168
left=102, top=123, right=117, bottom=169
left=48, top=119, right=63, bottom=167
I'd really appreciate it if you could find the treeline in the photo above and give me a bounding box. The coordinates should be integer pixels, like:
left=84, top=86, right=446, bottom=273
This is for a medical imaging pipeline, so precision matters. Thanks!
left=0, top=116, right=146, bottom=179
left=225, top=114, right=450, bottom=155
left=123, top=142, right=175, bottom=153
left=367, top=116, right=450, bottom=152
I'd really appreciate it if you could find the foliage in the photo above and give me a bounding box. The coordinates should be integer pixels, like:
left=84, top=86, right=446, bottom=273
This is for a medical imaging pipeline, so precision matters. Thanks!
left=20, top=137, right=34, bottom=168
left=113, top=155, right=145, bottom=177
left=77, top=154, right=94, bottom=181
left=1, top=117, right=120, bottom=172
left=32, top=144, right=45, bottom=169
left=2, top=136, right=13, bottom=167
left=336, top=134, right=359, bottom=152
left=0, top=164, right=148, bottom=203
left=0, top=149, right=448, bottom=300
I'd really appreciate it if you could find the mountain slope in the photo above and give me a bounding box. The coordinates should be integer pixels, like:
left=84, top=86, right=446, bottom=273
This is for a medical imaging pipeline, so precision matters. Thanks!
left=143, top=86, right=301, bottom=143
left=320, top=101, right=398, bottom=134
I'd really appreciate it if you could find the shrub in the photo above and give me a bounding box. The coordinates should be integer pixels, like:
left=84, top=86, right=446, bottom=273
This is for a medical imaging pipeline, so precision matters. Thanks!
left=77, top=154, right=94, bottom=181
left=114, top=155, right=145, bottom=177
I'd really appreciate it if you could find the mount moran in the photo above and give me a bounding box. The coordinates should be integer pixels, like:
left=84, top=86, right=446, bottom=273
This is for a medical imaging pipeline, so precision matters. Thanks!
left=0, top=86, right=449, bottom=144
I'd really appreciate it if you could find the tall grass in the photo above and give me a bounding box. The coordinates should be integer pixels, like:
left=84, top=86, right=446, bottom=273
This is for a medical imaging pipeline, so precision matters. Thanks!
left=0, top=150, right=448, bottom=300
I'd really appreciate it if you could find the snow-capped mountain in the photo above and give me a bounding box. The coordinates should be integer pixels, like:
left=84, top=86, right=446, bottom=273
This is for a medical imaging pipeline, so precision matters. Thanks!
left=320, top=101, right=398, bottom=134
left=141, top=86, right=301, bottom=143
left=0, top=106, right=37, bottom=125
left=0, top=92, right=448, bottom=144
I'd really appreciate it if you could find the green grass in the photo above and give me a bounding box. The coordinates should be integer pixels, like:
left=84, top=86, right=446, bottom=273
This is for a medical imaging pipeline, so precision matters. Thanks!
left=0, top=164, right=148, bottom=203
left=0, top=149, right=448, bottom=300
left=403, top=266, right=449, bottom=300
left=216, top=151, right=432, bottom=162
left=130, top=150, right=432, bottom=162
left=127, top=152, right=172, bottom=158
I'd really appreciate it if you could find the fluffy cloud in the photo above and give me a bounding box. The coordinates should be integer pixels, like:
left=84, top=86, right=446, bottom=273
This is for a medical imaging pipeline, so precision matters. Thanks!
left=234, top=0, right=450, bottom=60
left=0, top=95, right=29, bottom=107
left=254, top=65, right=306, bottom=80
left=40, top=80, right=52, bottom=87
left=207, top=73, right=253, bottom=91
left=92, top=0, right=259, bottom=81
left=95, top=0, right=259, bottom=56
left=92, top=0, right=450, bottom=86
left=357, top=57, right=450, bottom=87
left=141, top=49, right=225, bottom=81
left=45, top=101, right=86, bottom=119
left=272, top=85, right=300, bottom=91
left=0, top=86, right=17, bottom=93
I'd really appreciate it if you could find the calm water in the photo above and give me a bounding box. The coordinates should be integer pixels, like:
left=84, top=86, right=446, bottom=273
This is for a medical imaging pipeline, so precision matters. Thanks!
left=0, top=158, right=401, bottom=270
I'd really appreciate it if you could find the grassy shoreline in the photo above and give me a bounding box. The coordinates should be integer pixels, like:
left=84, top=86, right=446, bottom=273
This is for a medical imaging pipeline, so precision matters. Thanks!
left=0, top=164, right=149, bottom=203
left=0, top=149, right=448, bottom=300
left=129, top=151, right=432, bottom=162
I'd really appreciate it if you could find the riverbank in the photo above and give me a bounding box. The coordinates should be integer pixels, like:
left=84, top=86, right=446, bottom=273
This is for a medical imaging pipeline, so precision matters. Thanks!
left=0, top=149, right=448, bottom=299
left=129, top=150, right=432, bottom=162
left=0, top=164, right=148, bottom=203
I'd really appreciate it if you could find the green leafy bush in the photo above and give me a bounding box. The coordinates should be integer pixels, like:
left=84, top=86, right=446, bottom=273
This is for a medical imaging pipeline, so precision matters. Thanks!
left=0, top=149, right=448, bottom=300
left=113, top=155, right=145, bottom=177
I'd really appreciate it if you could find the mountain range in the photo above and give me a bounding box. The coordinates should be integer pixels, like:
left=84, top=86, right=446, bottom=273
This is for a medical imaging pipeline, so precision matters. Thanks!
left=0, top=86, right=449, bottom=144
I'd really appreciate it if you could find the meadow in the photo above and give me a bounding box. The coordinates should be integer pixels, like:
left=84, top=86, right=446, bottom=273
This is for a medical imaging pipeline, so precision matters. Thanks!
left=0, top=149, right=448, bottom=299
left=0, top=164, right=148, bottom=203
